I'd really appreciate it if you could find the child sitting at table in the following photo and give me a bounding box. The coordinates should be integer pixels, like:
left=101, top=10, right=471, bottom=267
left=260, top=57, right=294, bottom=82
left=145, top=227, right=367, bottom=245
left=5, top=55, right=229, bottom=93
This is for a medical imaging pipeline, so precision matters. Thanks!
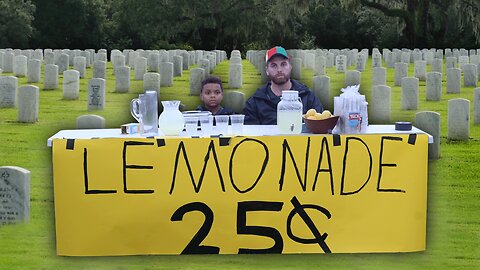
left=196, top=76, right=235, bottom=115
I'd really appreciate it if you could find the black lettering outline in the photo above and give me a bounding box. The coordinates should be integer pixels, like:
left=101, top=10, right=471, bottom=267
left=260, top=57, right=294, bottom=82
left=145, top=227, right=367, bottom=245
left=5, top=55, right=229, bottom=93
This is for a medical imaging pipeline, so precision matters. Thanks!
left=229, top=138, right=268, bottom=193
left=123, top=141, right=154, bottom=194
left=170, top=140, right=225, bottom=194
left=378, top=136, right=406, bottom=193
left=340, top=137, right=372, bottom=195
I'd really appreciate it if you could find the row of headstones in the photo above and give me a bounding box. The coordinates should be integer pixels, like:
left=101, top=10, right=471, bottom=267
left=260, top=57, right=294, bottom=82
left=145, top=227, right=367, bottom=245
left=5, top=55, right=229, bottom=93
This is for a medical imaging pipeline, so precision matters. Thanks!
left=246, top=48, right=480, bottom=80
left=0, top=48, right=228, bottom=82
left=336, top=64, right=477, bottom=93
left=0, top=51, right=247, bottom=119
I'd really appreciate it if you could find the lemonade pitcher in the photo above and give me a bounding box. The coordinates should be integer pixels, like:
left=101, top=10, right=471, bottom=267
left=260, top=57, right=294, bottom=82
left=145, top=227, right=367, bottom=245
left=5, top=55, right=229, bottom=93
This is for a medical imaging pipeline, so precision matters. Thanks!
left=159, top=100, right=184, bottom=136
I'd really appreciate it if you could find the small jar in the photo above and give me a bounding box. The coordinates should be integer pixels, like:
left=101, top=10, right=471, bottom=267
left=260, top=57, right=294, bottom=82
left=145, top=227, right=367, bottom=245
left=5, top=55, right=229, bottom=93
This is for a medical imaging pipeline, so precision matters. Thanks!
left=277, top=90, right=303, bottom=134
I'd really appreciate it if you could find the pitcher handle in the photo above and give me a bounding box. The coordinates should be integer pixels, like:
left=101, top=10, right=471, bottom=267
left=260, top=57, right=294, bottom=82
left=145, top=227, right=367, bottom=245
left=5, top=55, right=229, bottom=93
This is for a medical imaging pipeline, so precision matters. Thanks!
left=130, top=98, right=142, bottom=123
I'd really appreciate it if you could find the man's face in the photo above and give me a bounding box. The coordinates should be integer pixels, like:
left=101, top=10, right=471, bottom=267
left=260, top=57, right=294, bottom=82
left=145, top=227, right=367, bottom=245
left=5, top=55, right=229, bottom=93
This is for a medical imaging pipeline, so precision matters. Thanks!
left=266, top=55, right=292, bottom=85
left=200, top=83, right=223, bottom=108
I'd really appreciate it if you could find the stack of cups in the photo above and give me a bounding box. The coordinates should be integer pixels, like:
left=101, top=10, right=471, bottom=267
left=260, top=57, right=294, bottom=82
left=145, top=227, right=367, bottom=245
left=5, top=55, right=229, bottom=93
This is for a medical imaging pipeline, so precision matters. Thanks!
left=230, top=114, right=245, bottom=134
left=214, top=115, right=229, bottom=135
left=199, top=115, right=214, bottom=136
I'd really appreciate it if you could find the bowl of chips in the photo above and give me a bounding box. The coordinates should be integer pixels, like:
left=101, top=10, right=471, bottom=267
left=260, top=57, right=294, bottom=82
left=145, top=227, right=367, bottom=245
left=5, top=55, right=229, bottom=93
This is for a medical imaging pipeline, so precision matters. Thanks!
left=303, top=109, right=339, bottom=134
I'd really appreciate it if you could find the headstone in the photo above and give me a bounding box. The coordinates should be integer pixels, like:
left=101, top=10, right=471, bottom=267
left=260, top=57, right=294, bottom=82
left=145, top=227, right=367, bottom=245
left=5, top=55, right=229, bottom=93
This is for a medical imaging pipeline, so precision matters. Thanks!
left=223, top=91, right=246, bottom=114
left=291, top=58, right=302, bottom=80
left=95, top=52, right=107, bottom=62
left=13, top=55, right=27, bottom=77
left=160, top=62, right=173, bottom=87
left=394, top=62, right=408, bottom=86
left=63, top=70, right=80, bottom=100
left=326, top=52, right=334, bottom=68
left=385, top=51, right=395, bottom=68
left=335, top=55, right=346, bottom=73
left=401, top=77, right=419, bottom=110
left=0, top=166, right=30, bottom=226
left=448, top=98, right=470, bottom=140
left=414, top=60, right=427, bottom=81
left=181, top=52, right=190, bottom=70
left=44, top=51, right=54, bottom=65
left=200, top=59, right=210, bottom=75
left=401, top=51, right=411, bottom=64
left=73, top=56, right=86, bottom=78
left=27, top=59, right=41, bottom=83
left=314, top=55, right=326, bottom=76
left=17, top=85, right=39, bottom=123
left=355, top=53, right=366, bottom=71
left=230, top=56, right=242, bottom=65
left=112, top=54, right=126, bottom=75
left=147, top=53, right=160, bottom=72
left=474, top=88, right=480, bottom=124
left=372, top=67, right=386, bottom=87
left=229, top=64, right=242, bottom=88
left=463, top=64, right=477, bottom=87
left=81, top=51, right=91, bottom=67
left=415, top=111, right=441, bottom=159
left=372, top=52, right=382, bottom=68
left=43, top=64, right=58, bottom=90
left=370, top=85, right=391, bottom=123
left=426, top=72, right=442, bottom=101
left=76, top=114, right=106, bottom=129
left=0, top=76, right=18, bottom=108
left=312, top=76, right=331, bottom=111
left=447, top=68, right=461, bottom=94
left=173, top=56, right=183, bottom=77
left=448, top=57, right=458, bottom=70
left=115, top=66, right=130, bottom=93
left=345, top=70, right=361, bottom=87
left=143, top=72, right=161, bottom=95
left=93, top=61, right=107, bottom=79
left=58, top=53, right=69, bottom=74
left=134, top=57, right=147, bottom=81
left=458, top=55, right=469, bottom=71
left=431, top=58, right=443, bottom=73
left=3, top=52, right=14, bottom=72
left=189, top=68, right=205, bottom=95
left=88, top=78, right=106, bottom=111
left=128, top=51, right=139, bottom=69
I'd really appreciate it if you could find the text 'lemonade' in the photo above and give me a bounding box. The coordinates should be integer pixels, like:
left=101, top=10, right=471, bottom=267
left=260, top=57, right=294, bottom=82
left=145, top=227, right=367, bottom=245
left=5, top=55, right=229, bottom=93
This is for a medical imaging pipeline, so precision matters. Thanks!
left=277, top=90, right=303, bottom=134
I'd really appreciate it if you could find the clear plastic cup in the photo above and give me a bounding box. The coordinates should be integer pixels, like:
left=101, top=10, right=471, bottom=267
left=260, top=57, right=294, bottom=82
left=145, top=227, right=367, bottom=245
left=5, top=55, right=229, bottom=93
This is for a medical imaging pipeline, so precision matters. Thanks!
left=230, top=114, right=245, bottom=135
left=199, top=115, right=214, bottom=136
left=214, top=115, right=229, bottom=135
left=184, top=116, right=199, bottom=136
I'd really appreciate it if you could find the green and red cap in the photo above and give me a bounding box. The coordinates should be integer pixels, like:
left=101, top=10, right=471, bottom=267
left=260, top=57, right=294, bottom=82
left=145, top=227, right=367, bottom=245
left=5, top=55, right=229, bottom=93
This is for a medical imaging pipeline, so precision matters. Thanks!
left=266, top=46, right=289, bottom=62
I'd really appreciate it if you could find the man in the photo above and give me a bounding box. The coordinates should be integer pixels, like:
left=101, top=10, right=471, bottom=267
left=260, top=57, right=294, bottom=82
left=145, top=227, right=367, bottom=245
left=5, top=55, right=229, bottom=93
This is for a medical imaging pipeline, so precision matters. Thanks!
left=243, top=46, right=323, bottom=125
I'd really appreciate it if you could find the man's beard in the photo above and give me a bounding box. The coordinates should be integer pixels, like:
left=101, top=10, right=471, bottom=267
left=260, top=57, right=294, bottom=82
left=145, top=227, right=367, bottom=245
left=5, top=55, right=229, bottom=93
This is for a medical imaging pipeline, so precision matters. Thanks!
left=269, top=73, right=290, bottom=85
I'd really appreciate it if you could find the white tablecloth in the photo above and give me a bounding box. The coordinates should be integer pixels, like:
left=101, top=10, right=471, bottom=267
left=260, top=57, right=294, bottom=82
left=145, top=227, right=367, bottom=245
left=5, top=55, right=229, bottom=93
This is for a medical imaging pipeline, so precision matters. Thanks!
left=47, top=124, right=433, bottom=147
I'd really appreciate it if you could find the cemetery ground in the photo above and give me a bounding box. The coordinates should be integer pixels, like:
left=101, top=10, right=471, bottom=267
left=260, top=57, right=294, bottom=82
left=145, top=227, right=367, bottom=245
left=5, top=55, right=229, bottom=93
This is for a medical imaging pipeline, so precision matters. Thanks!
left=0, top=58, right=479, bottom=269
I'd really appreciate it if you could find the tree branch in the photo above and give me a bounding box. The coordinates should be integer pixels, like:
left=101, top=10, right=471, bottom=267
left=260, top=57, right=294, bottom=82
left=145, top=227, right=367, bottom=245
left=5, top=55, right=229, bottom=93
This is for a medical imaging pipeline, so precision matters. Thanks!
left=359, top=0, right=410, bottom=20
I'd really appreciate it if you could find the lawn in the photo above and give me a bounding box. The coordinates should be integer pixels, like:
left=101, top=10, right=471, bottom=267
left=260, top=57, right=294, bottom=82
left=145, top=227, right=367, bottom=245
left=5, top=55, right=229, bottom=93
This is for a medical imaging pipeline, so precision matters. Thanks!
left=0, top=55, right=479, bottom=269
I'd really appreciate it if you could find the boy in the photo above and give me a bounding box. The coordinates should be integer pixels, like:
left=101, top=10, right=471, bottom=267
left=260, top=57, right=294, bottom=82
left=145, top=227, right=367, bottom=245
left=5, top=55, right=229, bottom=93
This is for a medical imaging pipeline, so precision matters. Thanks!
left=196, top=76, right=234, bottom=115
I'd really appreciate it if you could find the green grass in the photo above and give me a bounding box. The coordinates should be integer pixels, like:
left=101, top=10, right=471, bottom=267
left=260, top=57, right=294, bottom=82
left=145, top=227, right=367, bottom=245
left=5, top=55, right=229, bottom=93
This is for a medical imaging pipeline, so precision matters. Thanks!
left=0, top=57, right=479, bottom=269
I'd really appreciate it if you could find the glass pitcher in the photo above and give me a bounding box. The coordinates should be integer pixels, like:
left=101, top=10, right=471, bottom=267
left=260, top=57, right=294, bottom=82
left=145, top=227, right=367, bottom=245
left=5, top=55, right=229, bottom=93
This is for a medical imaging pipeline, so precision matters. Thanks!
left=277, top=90, right=303, bottom=134
left=130, top=91, right=158, bottom=135
left=159, top=100, right=184, bottom=136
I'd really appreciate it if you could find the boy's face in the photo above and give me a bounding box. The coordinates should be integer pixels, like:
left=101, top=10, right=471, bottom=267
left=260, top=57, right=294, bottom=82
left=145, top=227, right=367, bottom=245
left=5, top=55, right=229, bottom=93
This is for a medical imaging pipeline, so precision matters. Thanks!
left=200, top=83, right=223, bottom=108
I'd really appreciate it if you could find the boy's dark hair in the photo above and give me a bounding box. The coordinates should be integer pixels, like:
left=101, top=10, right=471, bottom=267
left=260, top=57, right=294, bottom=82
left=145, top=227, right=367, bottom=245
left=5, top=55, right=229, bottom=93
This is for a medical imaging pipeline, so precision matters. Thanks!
left=200, top=76, right=223, bottom=93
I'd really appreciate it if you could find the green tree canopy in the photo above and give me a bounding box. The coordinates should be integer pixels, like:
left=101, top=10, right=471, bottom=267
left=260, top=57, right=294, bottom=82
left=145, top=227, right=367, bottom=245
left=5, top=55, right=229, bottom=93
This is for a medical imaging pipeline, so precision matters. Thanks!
left=0, top=0, right=35, bottom=48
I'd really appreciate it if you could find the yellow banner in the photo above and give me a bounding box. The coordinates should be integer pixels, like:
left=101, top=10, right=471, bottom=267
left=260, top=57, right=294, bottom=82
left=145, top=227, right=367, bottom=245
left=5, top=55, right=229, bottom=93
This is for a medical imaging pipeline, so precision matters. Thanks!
left=52, top=134, right=428, bottom=256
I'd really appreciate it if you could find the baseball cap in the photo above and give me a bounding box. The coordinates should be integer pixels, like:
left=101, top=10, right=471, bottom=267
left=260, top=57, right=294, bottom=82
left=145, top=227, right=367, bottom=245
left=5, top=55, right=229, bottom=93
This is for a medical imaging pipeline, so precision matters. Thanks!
left=266, top=46, right=289, bottom=62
